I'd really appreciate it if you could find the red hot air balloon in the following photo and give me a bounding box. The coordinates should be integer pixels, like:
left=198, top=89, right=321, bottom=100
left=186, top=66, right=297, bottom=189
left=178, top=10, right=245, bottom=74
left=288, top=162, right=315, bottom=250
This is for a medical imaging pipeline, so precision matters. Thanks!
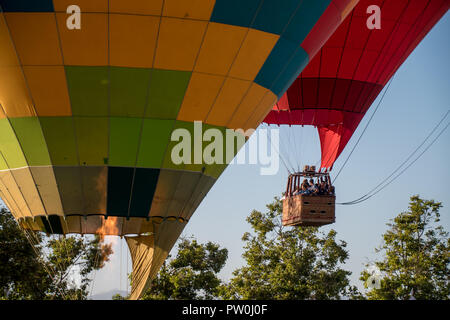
left=264, top=0, right=449, bottom=171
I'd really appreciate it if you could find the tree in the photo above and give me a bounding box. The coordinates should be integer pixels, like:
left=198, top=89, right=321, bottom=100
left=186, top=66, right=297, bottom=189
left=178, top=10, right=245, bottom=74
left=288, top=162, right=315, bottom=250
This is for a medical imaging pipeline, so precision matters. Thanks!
left=141, top=236, right=228, bottom=300
left=0, top=208, right=113, bottom=299
left=221, top=197, right=359, bottom=300
left=360, top=195, right=449, bottom=300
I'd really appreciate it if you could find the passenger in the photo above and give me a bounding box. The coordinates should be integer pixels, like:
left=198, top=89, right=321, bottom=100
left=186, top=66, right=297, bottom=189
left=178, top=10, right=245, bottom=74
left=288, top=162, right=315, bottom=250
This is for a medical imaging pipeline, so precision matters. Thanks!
left=329, top=185, right=335, bottom=195
left=317, top=177, right=322, bottom=194
left=320, top=179, right=328, bottom=195
left=301, top=179, right=309, bottom=190
left=313, top=182, right=320, bottom=195
left=301, top=183, right=310, bottom=195
left=325, top=175, right=335, bottom=195
left=308, top=179, right=318, bottom=194
left=308, top=178, right=315, bottom=191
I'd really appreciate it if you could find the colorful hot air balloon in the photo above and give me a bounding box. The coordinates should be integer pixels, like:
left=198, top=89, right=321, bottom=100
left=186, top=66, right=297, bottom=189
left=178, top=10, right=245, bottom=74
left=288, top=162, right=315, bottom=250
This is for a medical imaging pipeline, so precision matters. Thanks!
left=264, top=0, right=449, bottom=171
left=0, top=0, right=357, bottom=299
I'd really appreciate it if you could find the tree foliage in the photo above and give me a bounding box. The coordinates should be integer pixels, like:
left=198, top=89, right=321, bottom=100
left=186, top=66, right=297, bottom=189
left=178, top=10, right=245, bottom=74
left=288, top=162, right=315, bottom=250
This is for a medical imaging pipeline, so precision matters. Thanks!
left=221, top=197, right=358, bottom=299
left=4, top=193, right=447, bottom=301
left=141, top=237, right=228, bottom=300
left=0, top=208, right=113, bottom=299
left=360, top=195, right=449, bottom=300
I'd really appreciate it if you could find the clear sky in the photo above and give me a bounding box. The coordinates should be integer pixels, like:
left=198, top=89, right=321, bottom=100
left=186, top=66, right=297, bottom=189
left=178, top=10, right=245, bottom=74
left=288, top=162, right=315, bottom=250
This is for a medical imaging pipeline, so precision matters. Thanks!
left=2, top=11, right=448, bottom=300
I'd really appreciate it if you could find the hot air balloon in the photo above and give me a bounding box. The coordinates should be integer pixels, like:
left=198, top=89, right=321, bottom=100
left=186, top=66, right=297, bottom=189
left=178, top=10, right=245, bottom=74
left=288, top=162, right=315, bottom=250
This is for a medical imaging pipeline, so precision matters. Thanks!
left=0, top=0, right=357, bottom=299
left=264, top=0, right=449, bottom=227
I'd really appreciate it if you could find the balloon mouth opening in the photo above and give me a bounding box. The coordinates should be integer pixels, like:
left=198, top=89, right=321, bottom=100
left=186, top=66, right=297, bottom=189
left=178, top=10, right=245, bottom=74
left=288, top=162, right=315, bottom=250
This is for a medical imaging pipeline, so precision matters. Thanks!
left=17, top=214, right=188, bottom=236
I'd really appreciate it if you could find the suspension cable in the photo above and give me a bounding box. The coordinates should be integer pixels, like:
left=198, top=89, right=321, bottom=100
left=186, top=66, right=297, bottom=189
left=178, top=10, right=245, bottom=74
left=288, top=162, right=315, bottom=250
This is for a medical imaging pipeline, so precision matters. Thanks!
left=265, top=124, right=294, bottom=173
left=338, top=110, right=450, bottom=205
left=277, top=124, right=296, bottom=172
left=19, top=224, right=68, bottom=299
left=332, top=76, right=395, bottom=184
left=120, top=236, right=122, bottom=293
left=291, top=123, right=302, bottom=172
left=89, top=234, right=102, bottom=299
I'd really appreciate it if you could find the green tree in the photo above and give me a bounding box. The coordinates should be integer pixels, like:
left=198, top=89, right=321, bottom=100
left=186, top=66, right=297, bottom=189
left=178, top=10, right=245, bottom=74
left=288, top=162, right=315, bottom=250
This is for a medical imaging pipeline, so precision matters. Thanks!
left=112, top=293, right=127, bottom=300
left=141, top=237, right=228, bottom=300
left=221, top=197, right=359, bottom=300
left=0, top=207, right=113, bottom=299
left=360, top=195, right=449, bottom=300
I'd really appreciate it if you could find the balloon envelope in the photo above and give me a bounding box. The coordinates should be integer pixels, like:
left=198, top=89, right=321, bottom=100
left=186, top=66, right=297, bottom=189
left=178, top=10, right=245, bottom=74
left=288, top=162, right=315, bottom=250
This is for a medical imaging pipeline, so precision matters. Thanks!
left=264, top=0, right=449, bottom=170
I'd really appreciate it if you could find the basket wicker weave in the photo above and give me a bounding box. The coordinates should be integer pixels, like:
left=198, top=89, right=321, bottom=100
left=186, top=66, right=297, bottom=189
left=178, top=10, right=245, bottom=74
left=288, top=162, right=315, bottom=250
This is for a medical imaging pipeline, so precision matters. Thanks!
left=282, top=194, right=335, bottom=227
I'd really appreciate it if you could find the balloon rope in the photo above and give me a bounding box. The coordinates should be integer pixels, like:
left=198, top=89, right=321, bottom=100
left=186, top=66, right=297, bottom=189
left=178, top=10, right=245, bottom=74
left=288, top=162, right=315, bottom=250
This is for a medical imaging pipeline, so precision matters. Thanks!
left=338, top=109, right=450, bottom=205
left=20, top=225, right=68, bottom=299
left=332, top=76, right=395, bottom=184
left=265, top=125, right=293, bottom=174
left=88, top=234, right=103, bottom=299
left=120, top=237, right=122, bottom=292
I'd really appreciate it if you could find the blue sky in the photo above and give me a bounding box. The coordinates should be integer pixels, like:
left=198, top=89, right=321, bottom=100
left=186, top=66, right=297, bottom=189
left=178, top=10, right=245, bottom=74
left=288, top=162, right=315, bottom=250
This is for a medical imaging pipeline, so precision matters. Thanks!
left=1, top=11, right=448, bottom=299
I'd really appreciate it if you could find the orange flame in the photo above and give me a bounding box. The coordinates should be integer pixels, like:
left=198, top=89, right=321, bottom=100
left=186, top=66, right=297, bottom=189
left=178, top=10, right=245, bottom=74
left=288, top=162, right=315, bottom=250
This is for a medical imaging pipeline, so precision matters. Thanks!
left=95, top=217, right=119, bottom=266
left=96, top=216, right=119, bottom=240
